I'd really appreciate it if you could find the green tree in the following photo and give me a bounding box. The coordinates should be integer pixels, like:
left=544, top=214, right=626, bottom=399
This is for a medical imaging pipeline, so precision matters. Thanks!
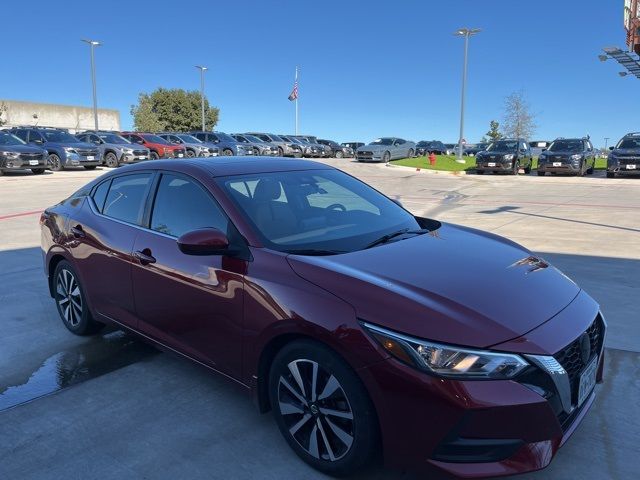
left=485, top=120, right=502, bottom=141
left=130, top=88, right=219, bottom=132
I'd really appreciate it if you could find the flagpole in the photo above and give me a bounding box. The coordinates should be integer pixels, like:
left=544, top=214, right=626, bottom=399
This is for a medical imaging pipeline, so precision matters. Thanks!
left=295, top=66, right=299, bottom=135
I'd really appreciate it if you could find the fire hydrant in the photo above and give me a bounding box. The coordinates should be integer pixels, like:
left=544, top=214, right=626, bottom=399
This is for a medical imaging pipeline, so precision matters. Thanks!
left=428, top=152, right=436, bottom=166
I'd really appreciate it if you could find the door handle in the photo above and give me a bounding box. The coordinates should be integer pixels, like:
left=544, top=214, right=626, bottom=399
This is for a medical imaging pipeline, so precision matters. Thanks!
left=133, top=249, right=156, bottom=265
left=71, top=225, right=85, bottom=238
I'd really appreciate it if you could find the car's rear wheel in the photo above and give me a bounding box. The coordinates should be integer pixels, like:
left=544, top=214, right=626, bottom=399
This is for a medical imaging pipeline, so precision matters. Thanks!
left=105, top=152, right=119, bottom=168
left=48, top=154, right=63, bottom=171
left=31, top=168, right=45, bottom=175
left=53, top=260, right=104, bottom=336
left=186, top=149, right=196, bottom=158
left=278, top=147, right=284, bottom=156
left=512, top=161, right=520, bottom=175
left=223, top=148, right=233, bottom=156
left=335, top=150, right=344, bottom=159
left=383, top=151, right=390, bottom=163
left=524, top=162, right=532, bottom=174
left=269, top=340, right=378, bottom=477
left=150, top=151, right=160, bottom=160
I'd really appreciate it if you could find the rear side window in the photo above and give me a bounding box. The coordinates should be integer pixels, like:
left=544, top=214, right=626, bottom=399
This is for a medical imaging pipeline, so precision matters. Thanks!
left=150, top=174, right=228, bottom=237
left=102, top=173, right=152, bottom=225
left=92, top=180, right=111, bottom=212
left=13, top=130, right=28, bottom=141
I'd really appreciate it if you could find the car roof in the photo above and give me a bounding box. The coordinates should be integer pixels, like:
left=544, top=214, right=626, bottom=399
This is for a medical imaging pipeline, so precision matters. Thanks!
left=118, top=157, right=333, bottom=177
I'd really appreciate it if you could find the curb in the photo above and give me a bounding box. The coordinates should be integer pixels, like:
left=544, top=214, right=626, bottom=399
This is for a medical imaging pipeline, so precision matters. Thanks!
left=386, top=163, right=473, bottom=176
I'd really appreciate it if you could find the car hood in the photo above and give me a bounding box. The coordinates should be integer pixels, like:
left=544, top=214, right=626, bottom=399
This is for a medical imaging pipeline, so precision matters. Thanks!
left=45, top=141, right=97, bottom=149
left=0, top=144, right=46, bottom=154
left=287, top=222, right=580, bottom=348
left=358, top=144, right=390, bottom=152
left=542, top=151, right=581, bottom=157
left=611, top=148, right=640, bottom=155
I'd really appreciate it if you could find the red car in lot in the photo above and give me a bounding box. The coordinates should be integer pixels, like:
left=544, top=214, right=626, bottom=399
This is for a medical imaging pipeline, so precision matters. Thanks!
left=120, top=132, right=186, bottom=160
left=40, top=157, right=605, bottom=478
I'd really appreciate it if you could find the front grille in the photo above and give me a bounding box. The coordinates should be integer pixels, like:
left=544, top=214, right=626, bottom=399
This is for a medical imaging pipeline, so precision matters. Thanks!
left=358, top=151, right=373, bottom=156
left=19, top=153, right=43, bottom=161
left=76, top=148, right=99, bottom=157
left=553, top=315, right=604, bottom=405
left=132, top=149, right=147, bottom=156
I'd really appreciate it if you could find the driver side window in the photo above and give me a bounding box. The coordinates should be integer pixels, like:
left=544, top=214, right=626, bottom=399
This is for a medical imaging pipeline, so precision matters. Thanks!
left=306, top=177, right=379, bottom=215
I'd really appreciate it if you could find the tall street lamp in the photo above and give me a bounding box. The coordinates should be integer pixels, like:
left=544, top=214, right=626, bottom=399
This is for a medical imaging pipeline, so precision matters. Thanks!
left=195, top=66, right=208, bottom=131
left=454, top=28, right=481, bottom=163
left=81, top=39, right=101, bottom=130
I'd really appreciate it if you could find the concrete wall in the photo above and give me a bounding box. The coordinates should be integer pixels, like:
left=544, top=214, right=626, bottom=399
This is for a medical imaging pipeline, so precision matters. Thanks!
left=0, top=99, right=120, bottom=133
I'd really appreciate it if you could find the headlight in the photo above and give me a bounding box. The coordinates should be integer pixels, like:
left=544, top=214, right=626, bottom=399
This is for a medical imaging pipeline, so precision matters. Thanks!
left=2, top=151, right=20, bottom=159
left=122, top=148, right=134, bottom=154
left=363, top=322, right=528, bottom=379
left=64, top=147, right=77, bottom=154
left=570, top=154, right=582, bottom=161
left=503, top=154, right=515, bottom=161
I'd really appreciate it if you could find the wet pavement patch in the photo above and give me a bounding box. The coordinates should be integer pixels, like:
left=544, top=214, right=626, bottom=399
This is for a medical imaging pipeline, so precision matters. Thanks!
left=0, top=330, right=158, bottom=412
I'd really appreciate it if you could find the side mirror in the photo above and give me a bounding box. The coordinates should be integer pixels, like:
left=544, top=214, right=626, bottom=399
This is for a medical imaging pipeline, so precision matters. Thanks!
left=609, top=146, right=615, bottom=151
left=33, top=138, right=44, bottom=145
left=177, top=228, right=230, bottom=256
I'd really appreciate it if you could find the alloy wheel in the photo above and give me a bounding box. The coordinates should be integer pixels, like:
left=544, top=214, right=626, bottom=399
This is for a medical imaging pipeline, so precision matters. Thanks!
left=277, top=359, right=355, bottom=462
left=56, top=269, right=83, bottom=327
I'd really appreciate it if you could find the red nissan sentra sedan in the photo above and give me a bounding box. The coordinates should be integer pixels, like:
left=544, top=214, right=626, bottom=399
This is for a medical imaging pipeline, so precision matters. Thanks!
left=41, top=158, right=606, bottom=478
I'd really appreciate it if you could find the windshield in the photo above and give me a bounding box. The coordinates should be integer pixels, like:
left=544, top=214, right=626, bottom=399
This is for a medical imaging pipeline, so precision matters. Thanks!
left=215, top=132, right=236, bottom=143
left=98, top=133, right=131, bottom=144
left=616, top=138, right=640, bottom=149
left=371, top=138, right=394, bottom=146
left=268, top=134, right=284, bottom=142
left=416, top=141, right=429, bottom=147
left=178, top=134, right=202, bottom=143
left=487, top=140, right=518, bottom=152
left=548, top=140, right=583, bottom=152
left=0, top=132, right=26, bottom=146
left=232, top=135, right=249, bottom=143
left=43, top=130, right=80, bottom=143
left=219, top=169, right=421, bottom=253
left=142, top=134, right=170, bottom=144
left=245, top=135, right=265, bottom=143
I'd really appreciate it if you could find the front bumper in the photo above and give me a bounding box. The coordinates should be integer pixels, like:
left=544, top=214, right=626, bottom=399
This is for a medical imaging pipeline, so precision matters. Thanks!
left=63, top=156, right=101, bottom=167
left=1, top=157, right=48, bottom=170
left=607, top=159, right=640, bottom=175
left=358, top=294, right=605, bottom=477
left=356, top=151, right=384, bottom=162
left=476, top=161, right=514, bottom=172
left=121, top=153, right=150, bottom=163
left=537, top=161, right=581, bottom=174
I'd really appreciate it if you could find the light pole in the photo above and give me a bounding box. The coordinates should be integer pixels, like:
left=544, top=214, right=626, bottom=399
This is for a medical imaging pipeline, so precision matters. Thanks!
left=195, top=66, right=208, bottom=131
left=604, top=137, right=610, bottom=150
left=454, top=28, right=481, bottom=163
left=81, top=39, right=101, bottom=130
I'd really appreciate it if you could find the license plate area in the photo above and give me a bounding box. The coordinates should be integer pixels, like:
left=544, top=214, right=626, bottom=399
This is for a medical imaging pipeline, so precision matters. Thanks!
left=29, top=160, right=39, bottom=165
left=487, top=162, right=496, bottom=167
left=626, top=164, right=637, bottom=170
left=553, top=162, right=562, bottom=167
left=577, top=357, right=598, bottom=407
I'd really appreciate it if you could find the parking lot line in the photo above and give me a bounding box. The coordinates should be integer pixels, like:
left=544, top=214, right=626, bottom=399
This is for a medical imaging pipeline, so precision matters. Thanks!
left=0, top=210, right=43, bottom=221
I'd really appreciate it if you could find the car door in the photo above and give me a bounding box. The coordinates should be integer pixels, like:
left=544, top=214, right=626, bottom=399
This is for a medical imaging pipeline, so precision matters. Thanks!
left=69, top=172, right=154, bottom=327
left=131, top=172, right=245, bottom=377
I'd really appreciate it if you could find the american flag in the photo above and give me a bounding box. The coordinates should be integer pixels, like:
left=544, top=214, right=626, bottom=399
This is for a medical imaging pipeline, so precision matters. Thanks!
left=288, top=73, right=298, bottom=101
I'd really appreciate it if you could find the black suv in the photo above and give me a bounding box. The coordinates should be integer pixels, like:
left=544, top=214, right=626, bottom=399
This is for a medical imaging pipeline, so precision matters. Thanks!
left=10, top=127, right=100, bottom=171
left=318, top=139, right=354, bottom=158
left=0, top=130, right=49, bottom=175
left=607, top=132, right=640, bottom=178
left=475, top=139, right=533, bottom=175
left=415, top=140, right=447, bottom=156
left=537, top=137, right=596, bottom=176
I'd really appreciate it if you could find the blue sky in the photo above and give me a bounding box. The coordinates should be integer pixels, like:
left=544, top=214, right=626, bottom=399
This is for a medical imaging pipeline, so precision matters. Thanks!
left=1, top=0, right=635, bottom=146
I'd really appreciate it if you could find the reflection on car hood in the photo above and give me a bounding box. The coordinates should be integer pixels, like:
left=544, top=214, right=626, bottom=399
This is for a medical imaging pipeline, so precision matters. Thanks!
left=358, top=144, right=390, bottom=152
left=287, top=223, right=581, bottom=348
left=0, top=144, right=46, bottom=154
left=611, top=148, right=640, bottom=155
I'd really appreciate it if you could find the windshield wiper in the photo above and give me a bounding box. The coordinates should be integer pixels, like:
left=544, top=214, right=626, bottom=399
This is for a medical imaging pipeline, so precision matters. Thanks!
left=284, top=249, right=347, bottom=256
left=364, top=228, right=430, bottom=249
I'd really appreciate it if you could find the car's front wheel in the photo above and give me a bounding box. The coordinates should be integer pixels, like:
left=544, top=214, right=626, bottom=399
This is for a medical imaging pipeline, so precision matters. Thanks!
left=48, top=154, right=63, bottom=171
left=335, top=150, right=344, bottom=159
left=105, top=152, right=119, bottom=168
left=383, top=151, right=390, bottom=163
left=512, top=160, right=520, bottom=175
left=222, top=148, right=233, bottom=156
left=269, top=340, right=378, bottom=477
left=53, top=260, right=104, bottom=336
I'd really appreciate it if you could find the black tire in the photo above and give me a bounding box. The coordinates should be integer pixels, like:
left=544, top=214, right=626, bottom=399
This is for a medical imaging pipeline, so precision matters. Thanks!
left=186, top=149, right=196, bottom=158
left=150, top=151, right=160, bottom=160
left=383, top=151, right=390, bottom=163
left=512, top=161, right=520, bottom=175
left=31, top=168, right=45, bottom=175
left=0, top=169, right=4, bottom=176
left=52, top=260, right=104, bottom=336
left=223, top=148, right=233, bottom=156
left=587, top=163, right=594, bottom=175
left=105, top=152, right=119, bottom=168
left=278, top=147, right=284, bottom=157
left=476, top=170, right=484, bottom=175
left=48, top=153, right=63, bottom=171
left=606, top=171, right=615, bottom=178
left=537, top=170, right=545, bottom=176
left=84, top=165, right=97, bottom=170
left=335, top=150, right=344, bottom=159
left=524, top=163, right=532, bottom=174
left=269, top=340, right=378, bottom=477
left=407, top=149, right=414, bottom=158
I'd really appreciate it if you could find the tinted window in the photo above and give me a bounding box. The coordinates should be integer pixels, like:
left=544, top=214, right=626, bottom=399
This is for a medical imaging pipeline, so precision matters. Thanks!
left=92, top=180, right=111, bottom=213
left=28, top=130, right=43, bottom=143
left=103, top=173, right=152, bottom=224
left=151, top=174, right=228, bottom=238
left=13, top=130, right=28, bottom=141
